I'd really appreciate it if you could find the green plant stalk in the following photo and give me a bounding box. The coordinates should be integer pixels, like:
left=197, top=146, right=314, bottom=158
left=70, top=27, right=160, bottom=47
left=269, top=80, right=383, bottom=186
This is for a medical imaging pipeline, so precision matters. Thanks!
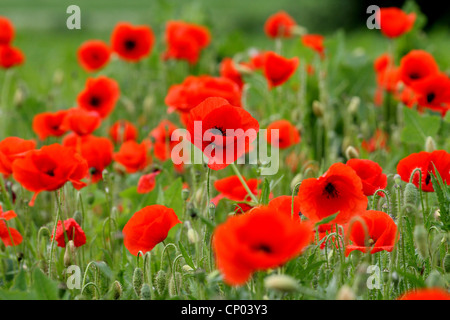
left=230, top=163, right=258, bottom=203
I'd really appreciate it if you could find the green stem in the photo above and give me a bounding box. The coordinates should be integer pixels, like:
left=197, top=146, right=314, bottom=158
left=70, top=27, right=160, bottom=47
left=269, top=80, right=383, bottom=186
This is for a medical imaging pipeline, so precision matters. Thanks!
left=230, top=163, right=258, bottom=203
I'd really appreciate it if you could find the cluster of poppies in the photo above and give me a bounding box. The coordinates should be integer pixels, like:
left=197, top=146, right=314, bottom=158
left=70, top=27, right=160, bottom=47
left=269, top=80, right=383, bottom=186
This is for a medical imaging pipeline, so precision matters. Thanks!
left=0, top=17, right=25, bottom=69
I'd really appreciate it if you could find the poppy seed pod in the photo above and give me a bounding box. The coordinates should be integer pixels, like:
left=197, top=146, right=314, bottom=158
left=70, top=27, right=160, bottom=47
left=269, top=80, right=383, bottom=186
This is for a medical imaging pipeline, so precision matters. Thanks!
left=154, top=270, right=167, bottom=296
left=414, top=225, right=429, bottom=259
left=140, top=283, right=151, bottom=300
left=133, top=267, right=144, bottom=297
left=264, top=274, right=299, bottom=293
left=110, top=280, right=122, bottom=300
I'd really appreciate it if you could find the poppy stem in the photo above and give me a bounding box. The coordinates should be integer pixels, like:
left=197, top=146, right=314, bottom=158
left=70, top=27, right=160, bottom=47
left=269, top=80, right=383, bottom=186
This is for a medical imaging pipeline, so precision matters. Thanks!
left=230, top=163, right=258, bottom=203
left=0, top=175, right=13, bottom=210
left=48, top=191, right=62, bottom=279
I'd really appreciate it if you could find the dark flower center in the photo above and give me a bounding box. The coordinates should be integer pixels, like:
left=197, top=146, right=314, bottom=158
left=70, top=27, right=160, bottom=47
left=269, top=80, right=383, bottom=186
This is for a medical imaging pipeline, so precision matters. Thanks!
left=45, top=169, right=55, bottom=177
left=124, top=40, right=136, bottom=51
left=409, top=72, right=421, bottom=80
left=253, top=244, right=272, bottom=254
left=212, top=126, right=226, bottom=136
left=426, top=92, right=435, bottom=103
left=425, top=173, right=431, bottom=185
left=323, top=182, right=339, bottom=199
left=90, top=96, right=101, bottom=107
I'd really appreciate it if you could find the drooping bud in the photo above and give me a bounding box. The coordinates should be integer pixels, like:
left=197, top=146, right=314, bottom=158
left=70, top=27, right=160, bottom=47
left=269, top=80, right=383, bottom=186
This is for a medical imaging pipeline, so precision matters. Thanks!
left=336, top=284, right=355, bottom=300
left=345, top=146, right=359, bottom=160
left=425, top=136, right=437, bottom=153
left=290, top=173, right=302, bottom=192
left=414, top=225, right=429, bottom=259
left=63, top=240, right=76, bottom=267
left=404, top=183, right=419, bottom=207
left=394, top=174, right=402, bottom=186
left=133, top=267, right=144, bottom=297
left=208, top=202, right=216, bottom=217
left=264, top=274, right=299, bottom=293
left=154, top=270, right=167, bottom=296
left=110, top=280, right=122, bottom=300
left=182, top=265, right=194, bottom=273
left=187, top=228, right=199, bottom=244
left=140, top=283, right=151, bottom=300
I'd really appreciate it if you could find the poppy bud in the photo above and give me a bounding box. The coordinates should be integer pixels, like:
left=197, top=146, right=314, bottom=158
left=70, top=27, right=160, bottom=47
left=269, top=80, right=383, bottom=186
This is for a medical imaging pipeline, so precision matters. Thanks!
left=290, top=173, right=302, bottom=192
left=182, top=265, right=194, bottom=272
left=347, top=96, right=360, bottom=115
left=264, top=274, right=299, bottom=293
left=394, top=174, right=402, bottom=186
left=336, top=284, right=355, bottom=300
left=187, top=228, right=199, bottom=244
left=154, top=270, right=167, bottom=295
left=425, top=136, right=437, bottom=153
left=13, top=87, right=25, bottom=107
left=168, top=272, right=183, bottom=297
left=345, top=146, right=359, bottom=160
left=64, top=240, right=76, bottom=267
left=181, top=189, right=190, bottom=201
left=443, top=253, right=450, bottom=273
left=404, top=183, right=419, bottom=207
left=110, top=280, right=122, bottom=300
left=312, top=101, right=324, bottom=118
left=414, top=225, right=429, bottom=259
left=73, top=210, right=82, bottom=225
left=133, top=267, right=144, bottom=297
left=140, top=283, right=151, bottom=300
left=208, top=202, right=216, bottom=217
left=434, top=209, right=441, bottom=221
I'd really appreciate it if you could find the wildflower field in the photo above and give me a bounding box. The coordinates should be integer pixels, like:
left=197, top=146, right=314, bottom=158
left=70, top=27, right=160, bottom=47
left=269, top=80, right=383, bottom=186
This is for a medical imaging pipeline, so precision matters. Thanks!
left=0, top=0, right=450, bottom=303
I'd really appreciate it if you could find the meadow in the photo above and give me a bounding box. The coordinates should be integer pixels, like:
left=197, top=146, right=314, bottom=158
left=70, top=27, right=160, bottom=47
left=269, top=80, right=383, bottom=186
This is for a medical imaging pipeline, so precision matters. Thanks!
left=0, top=0, right=449, bottom=301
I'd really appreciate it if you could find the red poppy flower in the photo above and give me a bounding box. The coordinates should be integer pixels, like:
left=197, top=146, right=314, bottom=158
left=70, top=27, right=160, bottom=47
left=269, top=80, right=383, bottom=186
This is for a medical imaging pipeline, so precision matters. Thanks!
left=397, top=150, right=450, bottom=192
left=32, top=110, right=69, bottom=141
left=61, top=108, right=101, bottom=137
left=265, top=119, right=300, bottom=149
left=361, top=129, right=389, bottom=153
left=212, top=175, right=260, bottom=207
left=345, top=210, right=398, bottom=256
left=399, top=50, right=439, bottom=87
left=297, top=162, right=368, bottom=224
left=63, top=134, right=113, bottom=183
left=219, top=58, right=244, bottom=90
left=123, top=205, right=181, bottom=256
left=374, top=53, right=393, bottom=74
left=395, top=86, right=418, bottom=109
left=376, top=66, right=400, bottom=93
left=346, top=159, right=387, bottom=197
left=0, top=137, right=36, bottom=177
left=12, top=144, right=88, bottom=206
left=380, top=7, right=416, bottom=38
left=212, top=205, right=313, bottom=286
left=150, top=120, right=179, bottom=162
left=398, top=288, right=450, bottom=300
left=165, top=75, right=242, bottom=118
left=51, top=218, right=86, bottom=248
left=264, top=11, right=296, bottom=39
left=77, top=40, right=111, bottom=72
left=111, top=22, right=154, bottom=62
left=411, top=73, right=450, bottom=117
left=262, top=51, right=299, bottom=89
left=243, top=50, right=266, bottom=71
left=77, top=76, right=120, bottom=118
left=0, top=206, right=22, bottom=247
left=301, top=34, right=325, bottom=59
left=186, top=97, right=259, bottom=170
left=113, top=140, right=151, bottom=173
left=0, top=45, right=25, bottom=69
left=109, top=120, right=138, bottom=144
left=0, top=17, right=14, bottom=45
left=163, top=21, right=210, bottom=65
left=137, top=170, right=160, bottom=194
left=268, top=195, right=301, bottom=222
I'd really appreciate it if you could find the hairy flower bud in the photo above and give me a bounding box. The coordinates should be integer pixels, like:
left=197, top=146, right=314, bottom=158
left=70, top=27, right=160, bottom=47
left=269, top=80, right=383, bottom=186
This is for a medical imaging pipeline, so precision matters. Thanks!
left=133, top=267, right=144, bottom=297
left=110, top=280, right=122, bottom=300
left=404, top=183, right=419, bottom=207
left=345, top=146, right=359, bottom=160
left=63, top=240, right=76, bottom=267
left=414, top=225, right=428, bottom=259
left=140, top=283, right=151, bottom=300
left=264, top=274, right=299, bottom=293
left=154, top=270, right=167, bottom=296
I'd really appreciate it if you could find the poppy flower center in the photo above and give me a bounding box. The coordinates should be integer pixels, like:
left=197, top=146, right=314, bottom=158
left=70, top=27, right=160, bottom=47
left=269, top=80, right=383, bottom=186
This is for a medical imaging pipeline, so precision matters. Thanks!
left=212, top=126, right=227, bottom=136
left=90, top=96, right=101, bottom=107
left=323, top=182, right=339, bottom=199
left=425, top=173, right=431, bottom=185
left=409, top=72, right=421, bottom=80
left=368, top=238, right=374, bottom=245
left=124, top=40, right=136, bottom=51
left=426, top=92, right=435, bottom=103
left=253, top=243, right=273, bottom=254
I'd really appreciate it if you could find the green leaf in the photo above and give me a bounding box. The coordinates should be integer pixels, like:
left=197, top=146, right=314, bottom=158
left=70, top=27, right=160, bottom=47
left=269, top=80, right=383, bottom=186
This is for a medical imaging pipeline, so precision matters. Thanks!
left=400, top=108, right=441, bottom=146
left=32, top=268, right=59, bottom=300
left=11, top=268, right=27, bottom=291
left=314, top=212, right=339, bottom=227
left=0, top=289, right=37, bottom=300
left=163, top=178, right=184, bottom=216
left=260, top=178, right=270, bottom=205
left=178, top=241, right=196, bottom=270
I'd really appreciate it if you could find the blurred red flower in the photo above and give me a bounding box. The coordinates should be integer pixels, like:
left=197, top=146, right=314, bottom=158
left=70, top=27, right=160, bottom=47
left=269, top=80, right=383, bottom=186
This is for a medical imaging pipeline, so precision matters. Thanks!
left=52, top=218, right=86, bottom=248
left=397, top=150, right=450, bottom=192
left=264, top=11, right=296, bottom=39
left=379, top=7, right=416, bottom=38
left=77, top=76, right=120, bottom=118
left=399, top=50, right=439, bottom=87
left=0, top=205, right=22, bottom=247
left=163, top=21, right=210, bottom=65
left=268, top=195, right=301, bottom=222
left=219, top=58, right=244, bottom=90
left=398, top=288, right=450, bottom=300
left=265, top=119, right=300, bottom=149
left=32, top=110, right=69, bottom=141
left=0, top=137, right=36, bottom=177
left=361, top=129, right=389, bottom=153
left=109, top=120, right=138, bottom=144
left=123, top=205, right=181, bottom=256
left=61, top=108, right=102, bottom=137
left=262, top=51, right=299, bottom=89
left=0, top=45, right=25, bottom=69
left=12, top=144, right=88, bottom=206
left=0, top=17, right=14, bottom=45
left=411, top=73, right=450, bottom=117
left=111, top=22, right=154, bottom=62
left=137, top=170, right=160, bottom=194
left=150, top=120, right=179, bottom=162
left=212, top=175, right=260, bottom=207
left=212, top=205, right=313, bottom=286
left=186, top=97, right=259, bottom=170
left=346, top=159, right=387, bottom=197
left=301, top=34, right=325, bottom=59
left=113, top=140, right=151, bottom=173
left=77, top=40, right=111, bottom=72
left=345, top=210, right=398, bottom=256
left=297, top=162, right=368, bottom=224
